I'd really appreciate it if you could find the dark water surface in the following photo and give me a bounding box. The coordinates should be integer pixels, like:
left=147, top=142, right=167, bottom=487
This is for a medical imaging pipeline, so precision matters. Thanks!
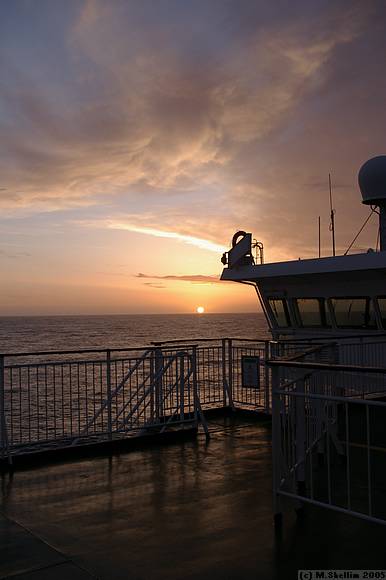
left=0, top=313, right=269, bottom=353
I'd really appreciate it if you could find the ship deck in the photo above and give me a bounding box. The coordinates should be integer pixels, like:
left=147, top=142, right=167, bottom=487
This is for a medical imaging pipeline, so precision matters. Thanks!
left=1, top=412, right=386, bottom=580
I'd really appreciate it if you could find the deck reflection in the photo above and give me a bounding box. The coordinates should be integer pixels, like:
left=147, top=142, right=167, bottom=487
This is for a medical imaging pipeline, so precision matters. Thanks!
left=1, top=413, right=385, bottom=579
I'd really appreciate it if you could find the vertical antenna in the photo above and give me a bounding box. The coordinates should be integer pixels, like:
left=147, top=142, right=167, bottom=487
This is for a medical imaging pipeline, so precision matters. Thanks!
left=318, top=216, right=321, bottom=258
left=329, top=173, right=336, bottom=256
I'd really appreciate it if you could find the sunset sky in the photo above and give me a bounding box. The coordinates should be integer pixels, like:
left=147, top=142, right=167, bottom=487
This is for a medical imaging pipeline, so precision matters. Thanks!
left=1, top=0, right=386, bottom=315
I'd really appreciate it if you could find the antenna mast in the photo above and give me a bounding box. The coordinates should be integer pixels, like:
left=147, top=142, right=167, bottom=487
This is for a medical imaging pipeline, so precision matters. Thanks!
left=329, top=173, right=336, bottom=256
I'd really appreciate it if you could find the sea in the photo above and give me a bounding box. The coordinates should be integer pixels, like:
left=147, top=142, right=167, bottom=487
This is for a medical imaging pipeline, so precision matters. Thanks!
left=0, top=313, right=270, bottom=354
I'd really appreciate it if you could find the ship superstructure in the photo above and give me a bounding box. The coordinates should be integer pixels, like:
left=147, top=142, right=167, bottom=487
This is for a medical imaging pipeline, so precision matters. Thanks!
left=221, top=156, right=386, bottom=340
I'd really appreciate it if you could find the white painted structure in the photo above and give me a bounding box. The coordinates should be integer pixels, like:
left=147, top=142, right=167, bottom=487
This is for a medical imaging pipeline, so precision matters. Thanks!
left=221, top=157, right=386, bottom=339
left=221, top=157, right=386, bottom=528
left=221, top=250, right=386, bottom=338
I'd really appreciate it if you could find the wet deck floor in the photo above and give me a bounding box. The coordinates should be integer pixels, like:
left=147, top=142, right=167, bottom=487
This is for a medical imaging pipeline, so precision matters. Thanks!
left=1, top=413, right=386, bottom=580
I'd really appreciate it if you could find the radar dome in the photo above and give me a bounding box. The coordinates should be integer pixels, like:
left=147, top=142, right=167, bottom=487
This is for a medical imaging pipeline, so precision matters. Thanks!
left=358, top=155, right=386, bottom=205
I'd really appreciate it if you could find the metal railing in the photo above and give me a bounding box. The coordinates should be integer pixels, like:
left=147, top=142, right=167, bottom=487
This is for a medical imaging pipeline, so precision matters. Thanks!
left=270, top=358, right=386, bottom=526
left=3, top=334, right=386, bottom=465
left=0, top=347, right=199, bottom=460
left=0, top=338, right=269, bottom=462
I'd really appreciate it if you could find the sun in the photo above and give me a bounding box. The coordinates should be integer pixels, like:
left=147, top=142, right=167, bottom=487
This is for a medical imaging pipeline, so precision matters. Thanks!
left=196, top=306, right=205, bottom=314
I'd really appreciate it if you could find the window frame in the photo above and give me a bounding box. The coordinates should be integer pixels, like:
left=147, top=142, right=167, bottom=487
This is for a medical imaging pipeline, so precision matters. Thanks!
left=267, top=297, right=291, bottom=328
left=375, top=296, right=386, bottom=329
left=293, top=297, right=331, bottom=328
left=330, top=296, right=377, bottom=329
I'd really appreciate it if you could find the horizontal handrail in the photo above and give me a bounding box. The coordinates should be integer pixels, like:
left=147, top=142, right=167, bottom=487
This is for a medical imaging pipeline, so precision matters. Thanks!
left=4, top=333, right=386, bottom=359
left=1, top=347, right=160, bottom=358
left=278, top=372, right=314, bottom=390
left=0, top=337, right=267, bottom=358
left=278, top=342, right=336, bottom=362
left=4, top=356, right=157, bottom=370
left=151, top=337, right=268, bottom=345
left=276, top=388, right=386, bottom=407
left=279, top=331, right=386, bottom=343
left=268, top=359, right=386, bottom=374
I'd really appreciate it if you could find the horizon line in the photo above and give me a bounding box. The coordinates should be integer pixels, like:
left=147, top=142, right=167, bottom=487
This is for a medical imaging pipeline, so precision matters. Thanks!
left=0, top=311, right=264, bottom=318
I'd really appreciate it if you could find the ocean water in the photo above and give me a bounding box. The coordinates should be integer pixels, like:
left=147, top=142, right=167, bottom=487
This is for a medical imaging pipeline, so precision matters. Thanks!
left=0, top=313, right=270, bottom=354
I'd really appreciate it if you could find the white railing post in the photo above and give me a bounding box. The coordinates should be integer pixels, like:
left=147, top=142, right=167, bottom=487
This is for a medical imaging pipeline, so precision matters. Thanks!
left=271, top=364, right=282, bottom=524
left=155, top=347, right=163, bottom=420
left=150, top=349, right=155, bottom=421
left=221, top=338, right=235, bottom=410
left=295, top=377, right=306, bottom=490
left=192, top=346, right=198, bottom=425
left=0, top=355, right=5, bottom=459
left=0, top=355, right=11, bottom=465
left=179, top=352, right=185, bottom=422
left=106, top=350, right=113, bottom=440
left=222, top=338, right=227, bottom=406
left=227, top=338, right=233, bottom=406
left=0, top=355, right=4, bottom=458
left=264, top=341, right=270, bottom=414
left=192, top=345, right=209, bottom=439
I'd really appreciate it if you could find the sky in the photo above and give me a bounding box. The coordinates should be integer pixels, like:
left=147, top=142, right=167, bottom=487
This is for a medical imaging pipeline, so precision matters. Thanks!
left=1, top=0, right=386, bottom=315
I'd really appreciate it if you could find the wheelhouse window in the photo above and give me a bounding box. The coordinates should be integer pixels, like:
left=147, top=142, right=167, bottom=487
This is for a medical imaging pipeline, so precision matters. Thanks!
left=268, top=298, right=290, bottom=327
left=377, top=297, right=386, bottom=328
left=295, top=298, right=330, bottom=327
left=330, top=297, right=376, bottom=328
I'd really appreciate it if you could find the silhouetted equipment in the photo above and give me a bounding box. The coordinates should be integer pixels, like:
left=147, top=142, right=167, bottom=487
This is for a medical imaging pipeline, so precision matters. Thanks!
left=232, top=230, right=248, bottom=247
left=221, top=232, right=264, bottom=267
left=252, top=239, right=264, bottom=264
left=222, top=231, right=253, bottom=268
left=359, top=155, right=386, bottom=251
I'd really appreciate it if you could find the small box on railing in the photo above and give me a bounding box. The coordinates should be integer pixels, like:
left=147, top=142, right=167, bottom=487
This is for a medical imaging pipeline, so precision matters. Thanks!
left=241, top=356, right=260, bottom=388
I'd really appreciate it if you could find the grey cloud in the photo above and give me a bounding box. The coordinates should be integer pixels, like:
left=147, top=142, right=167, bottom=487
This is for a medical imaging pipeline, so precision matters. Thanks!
left=0, top=249, right=31, bottom=259
left=137, top=273, right=222, bottom=284
left=143, top=282, right=166, bottom=289
left=1, top=0, right=386, bottom=260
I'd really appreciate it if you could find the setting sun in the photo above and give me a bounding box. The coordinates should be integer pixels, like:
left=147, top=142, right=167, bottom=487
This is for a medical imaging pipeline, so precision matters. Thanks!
left=196, top=306, right=205, bottom=314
